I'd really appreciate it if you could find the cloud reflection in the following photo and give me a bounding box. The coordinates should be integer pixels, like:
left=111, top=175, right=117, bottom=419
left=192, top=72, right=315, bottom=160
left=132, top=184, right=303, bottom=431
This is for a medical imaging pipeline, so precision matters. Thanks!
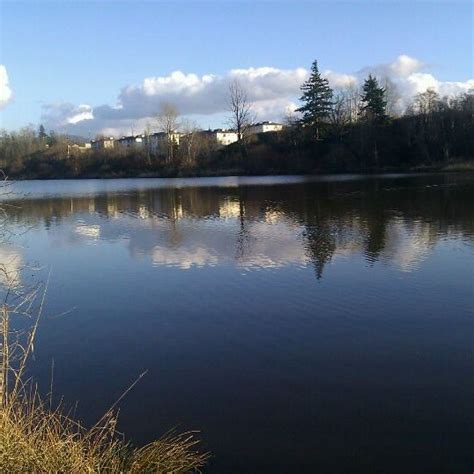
left=2, top=175, right=473, bottom=280
left=0, top=246, right=23, bottom=288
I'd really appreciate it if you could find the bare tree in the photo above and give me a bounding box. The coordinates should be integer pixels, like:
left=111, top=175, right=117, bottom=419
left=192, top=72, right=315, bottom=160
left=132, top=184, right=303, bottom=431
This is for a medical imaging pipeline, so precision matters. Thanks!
left=412, top=88, right=441, bottom=118
left=144, top=121, right=152, bottom=165
left=330, top=88, right=353, bottom=134
left=382, top=76, right=401, bottom=117
left=227, top=80, right=254, bottom=142
left=179, top=119, right=201, bottom=167
left=283, top=108, right=299, bottom=128
left=157, top=103, right=180, bottom=162
left=329, top=85, right=363, bottom=140
left=331, top=83, right=362, bottom=124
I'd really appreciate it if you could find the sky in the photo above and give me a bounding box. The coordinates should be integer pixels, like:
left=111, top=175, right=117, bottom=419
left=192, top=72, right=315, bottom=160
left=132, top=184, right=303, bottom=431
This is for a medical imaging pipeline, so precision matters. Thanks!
left=0, top=0, right=473, bottom=137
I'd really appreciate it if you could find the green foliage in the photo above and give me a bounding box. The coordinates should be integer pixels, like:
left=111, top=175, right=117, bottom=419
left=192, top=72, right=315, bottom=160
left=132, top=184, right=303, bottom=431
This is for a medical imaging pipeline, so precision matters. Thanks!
left=38, top=124, right=47, bottom=141
left=296, top=60, right=333, bottom=134
left=47, top=130, right=58, bottom=147
left=360, top=75, right=387, bottom=122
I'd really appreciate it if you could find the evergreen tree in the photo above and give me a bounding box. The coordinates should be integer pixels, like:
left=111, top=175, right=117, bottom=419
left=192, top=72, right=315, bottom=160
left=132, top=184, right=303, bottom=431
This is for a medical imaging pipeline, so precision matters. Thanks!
left=360, top=75, right=387, bottom=122
left=296, top=60, right=333, bottom=139
left=38, top=124, right=48, bottom=142
left=47, top=130, right=57, bottom=147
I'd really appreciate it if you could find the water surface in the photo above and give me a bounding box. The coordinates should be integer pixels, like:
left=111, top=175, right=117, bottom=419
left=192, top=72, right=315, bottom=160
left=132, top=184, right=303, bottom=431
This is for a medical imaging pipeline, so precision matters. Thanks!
left=1, top=174, right=473, bottom=472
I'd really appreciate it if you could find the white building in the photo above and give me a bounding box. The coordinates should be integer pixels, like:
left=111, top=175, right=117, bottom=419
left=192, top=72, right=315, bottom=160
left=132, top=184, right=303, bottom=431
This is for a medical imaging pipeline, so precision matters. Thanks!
left=71, top=143, right=91, bottom=152
left=68, top=143, right=91, bottom=156
left=116, top=134, right=146, bottom=148
left=91, top=137, right=115, bottom=150
left=248, top=121, right=284, bottom=135
left=202, top=129, right=238, bottom=146
left=148, top=132, right=181, bottom=155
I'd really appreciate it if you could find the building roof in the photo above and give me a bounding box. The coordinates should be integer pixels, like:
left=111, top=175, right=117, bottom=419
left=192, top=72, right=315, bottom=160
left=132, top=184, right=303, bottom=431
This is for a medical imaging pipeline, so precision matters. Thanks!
left=202, top=128, right=237, bottom=134
left=252, top=121, right=283, bottom=127
left=118, top=134, right=146, bottom=140
left=91, top=136, right=114, bottom=143
left=149, top=131, right=180, bottom=137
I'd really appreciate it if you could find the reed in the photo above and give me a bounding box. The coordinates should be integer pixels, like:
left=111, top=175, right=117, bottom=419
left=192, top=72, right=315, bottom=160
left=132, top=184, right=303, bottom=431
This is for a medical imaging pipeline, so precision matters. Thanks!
left=0, top=277, right=209, bottom=473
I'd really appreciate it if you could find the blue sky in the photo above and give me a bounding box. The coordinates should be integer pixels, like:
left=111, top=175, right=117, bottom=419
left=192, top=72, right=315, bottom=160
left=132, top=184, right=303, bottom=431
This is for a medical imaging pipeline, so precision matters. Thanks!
left=0, top=1, right=472, bottom=135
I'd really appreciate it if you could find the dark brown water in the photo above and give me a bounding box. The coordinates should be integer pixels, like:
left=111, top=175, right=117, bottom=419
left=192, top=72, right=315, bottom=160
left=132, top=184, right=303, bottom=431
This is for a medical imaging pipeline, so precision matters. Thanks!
left=1, top=173, right=473, bottom=472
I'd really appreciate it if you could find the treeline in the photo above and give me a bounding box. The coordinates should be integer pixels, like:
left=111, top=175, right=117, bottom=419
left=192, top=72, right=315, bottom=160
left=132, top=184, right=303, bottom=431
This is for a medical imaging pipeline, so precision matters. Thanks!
left=251, top=63, right=474, bottom=174
left=0, top=61, right=473, bottom=179
left=239, top=88, right=474, bottom=175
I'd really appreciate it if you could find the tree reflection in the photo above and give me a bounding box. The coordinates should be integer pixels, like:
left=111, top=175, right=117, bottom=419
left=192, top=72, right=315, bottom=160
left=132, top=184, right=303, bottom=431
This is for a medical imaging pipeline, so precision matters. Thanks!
left=2, top=175, right=473, bottom=279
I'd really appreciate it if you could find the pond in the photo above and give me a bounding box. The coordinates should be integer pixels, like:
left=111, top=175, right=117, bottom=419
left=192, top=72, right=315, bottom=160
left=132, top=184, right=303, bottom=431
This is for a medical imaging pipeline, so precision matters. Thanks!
left=1, top=173, right=473, bottom=472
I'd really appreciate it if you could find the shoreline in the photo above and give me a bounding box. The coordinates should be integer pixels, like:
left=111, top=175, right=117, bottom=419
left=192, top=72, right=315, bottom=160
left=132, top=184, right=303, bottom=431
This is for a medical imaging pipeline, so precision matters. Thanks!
left=8, top=164, right=474, bottom=182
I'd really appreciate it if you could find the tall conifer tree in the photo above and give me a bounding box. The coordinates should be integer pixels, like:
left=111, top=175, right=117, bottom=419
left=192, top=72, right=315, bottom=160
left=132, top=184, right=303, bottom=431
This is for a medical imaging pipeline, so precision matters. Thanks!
left=360, top=75, right=387, bottom=122
left=38, top=124, right=48, bottom=141
left=296, top=60, right=333, bottom=139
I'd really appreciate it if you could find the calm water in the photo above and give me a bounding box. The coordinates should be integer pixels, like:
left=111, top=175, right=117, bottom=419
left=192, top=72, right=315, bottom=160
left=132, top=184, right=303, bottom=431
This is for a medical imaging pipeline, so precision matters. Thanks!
left=1, top=174, right=473, bottom=473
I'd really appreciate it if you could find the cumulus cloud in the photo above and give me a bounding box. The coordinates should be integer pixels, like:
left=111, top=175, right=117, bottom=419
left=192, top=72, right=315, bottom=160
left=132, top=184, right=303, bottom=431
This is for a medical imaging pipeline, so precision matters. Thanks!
left=0, top=65, right=13, bottom=110
left=41, top=102, right=93, bottom=127
left=41, top=55, right=473, bottom=136
left=389, top=55, right=425, bottom=77
left=41, top=66, right=308, bottom=135
left=324, top=70, right=358, bottom=89
left=355, top=54, right=473, bottom=112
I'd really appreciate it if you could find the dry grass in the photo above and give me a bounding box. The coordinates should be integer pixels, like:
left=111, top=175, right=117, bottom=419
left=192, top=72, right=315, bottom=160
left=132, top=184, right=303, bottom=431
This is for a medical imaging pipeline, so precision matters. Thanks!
left=0, top=401, right=208, bottom=473
left=0, top=276, right=209, bottom=473
left=441, top=160, right=474, bottom=172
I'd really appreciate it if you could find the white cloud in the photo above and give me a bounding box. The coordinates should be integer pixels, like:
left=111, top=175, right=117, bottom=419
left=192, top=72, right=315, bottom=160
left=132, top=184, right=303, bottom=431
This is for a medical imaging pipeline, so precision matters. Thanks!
left=389, top=54, right=425, bottom=78
left=67, top=104, right=94, bottom=124
left=42, top=66, right=308, bottom=135
left=324, top=70, right=358, bottom=89
left=94, top=67, right=307, bottom=120
left=355, top=55, right=473, bottom=112
left=0, top=65, right=13, bottom=110
left=41, top=102, right=93, bottom=129
left=41, top=55, right=473, bottom=136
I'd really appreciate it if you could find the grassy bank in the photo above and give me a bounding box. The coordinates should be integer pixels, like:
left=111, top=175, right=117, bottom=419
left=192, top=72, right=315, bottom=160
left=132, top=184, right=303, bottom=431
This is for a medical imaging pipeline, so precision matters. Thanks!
left=441, top=160, right=474, bottom=172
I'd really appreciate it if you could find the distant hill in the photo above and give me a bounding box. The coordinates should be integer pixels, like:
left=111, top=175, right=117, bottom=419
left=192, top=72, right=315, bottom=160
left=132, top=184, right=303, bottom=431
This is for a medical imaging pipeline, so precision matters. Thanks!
left=63, top=134, right=90, bottom=144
